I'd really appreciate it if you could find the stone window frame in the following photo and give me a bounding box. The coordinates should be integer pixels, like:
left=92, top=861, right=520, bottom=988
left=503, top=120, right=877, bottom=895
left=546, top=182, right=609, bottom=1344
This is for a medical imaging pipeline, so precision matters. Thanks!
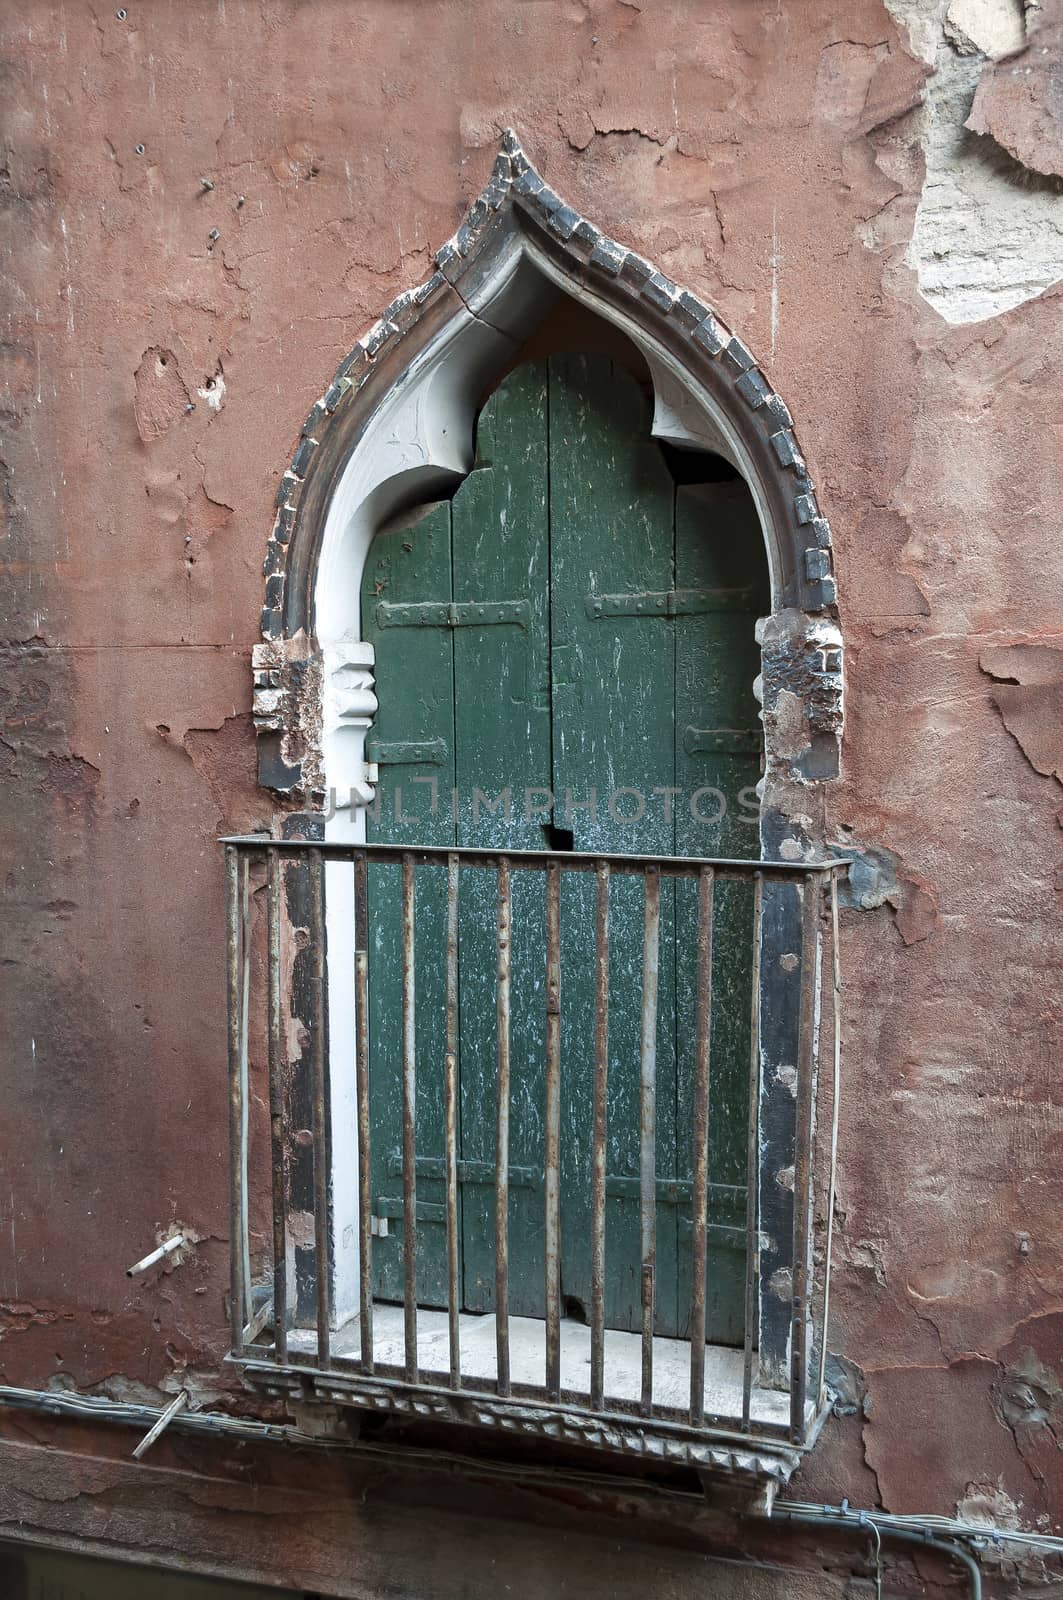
left=251, top=129, right=844, bottom=1391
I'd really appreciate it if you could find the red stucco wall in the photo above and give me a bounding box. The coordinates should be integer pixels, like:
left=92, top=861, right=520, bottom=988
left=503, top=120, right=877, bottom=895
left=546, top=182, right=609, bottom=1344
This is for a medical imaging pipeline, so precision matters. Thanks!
left=2, top=1, right=1062, bottom=1593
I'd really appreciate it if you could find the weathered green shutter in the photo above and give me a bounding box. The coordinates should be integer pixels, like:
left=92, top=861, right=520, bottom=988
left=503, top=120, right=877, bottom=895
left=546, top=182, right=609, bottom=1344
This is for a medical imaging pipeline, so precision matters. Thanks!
left=362, top=353, right=766, bottom=1342
left=673, top=481, right=765, bottom=1343
left=547, top=354, right=681, bottom=1334
left=362, top=498, right=457, bottom=1305
left=449, top=362, right=552, bottom=1316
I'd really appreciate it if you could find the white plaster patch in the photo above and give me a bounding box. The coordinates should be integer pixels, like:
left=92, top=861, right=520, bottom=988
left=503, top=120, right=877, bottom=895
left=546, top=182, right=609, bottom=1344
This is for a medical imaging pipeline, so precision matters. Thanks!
left=945, top=0, right=1025, bottom=56
left=886, top=0, right=1063, bottom=323
left=197, top=370, right=226, bottom=410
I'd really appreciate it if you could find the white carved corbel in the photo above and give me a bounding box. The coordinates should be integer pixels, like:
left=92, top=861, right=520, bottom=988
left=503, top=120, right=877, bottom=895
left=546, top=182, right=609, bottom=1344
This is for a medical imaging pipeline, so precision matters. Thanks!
left=322, top=642, right=378, bottom=810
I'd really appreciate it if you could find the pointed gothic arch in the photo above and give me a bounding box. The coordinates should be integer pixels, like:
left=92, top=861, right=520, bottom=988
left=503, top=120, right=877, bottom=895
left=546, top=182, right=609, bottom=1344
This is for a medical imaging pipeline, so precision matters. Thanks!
left=251, top=133, right=845, bottom=1393
left=253, top=129, right=843, bottom=871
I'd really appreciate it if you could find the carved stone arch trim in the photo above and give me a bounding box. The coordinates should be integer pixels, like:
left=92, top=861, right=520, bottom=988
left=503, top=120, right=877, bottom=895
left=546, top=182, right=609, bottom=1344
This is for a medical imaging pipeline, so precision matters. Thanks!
left=253, top=128, right=843, bottom=834
left=252, top=132, right=846, bottom=1394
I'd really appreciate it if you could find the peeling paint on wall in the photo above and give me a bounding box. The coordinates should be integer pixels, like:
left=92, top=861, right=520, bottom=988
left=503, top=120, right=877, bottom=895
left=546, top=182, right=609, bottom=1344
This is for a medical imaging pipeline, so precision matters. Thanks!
left=981, top=643, right=1063, bottom=782
left=2, top=0, right=1063, bottom=1589
left=888, top=0, right=1063, bottom=322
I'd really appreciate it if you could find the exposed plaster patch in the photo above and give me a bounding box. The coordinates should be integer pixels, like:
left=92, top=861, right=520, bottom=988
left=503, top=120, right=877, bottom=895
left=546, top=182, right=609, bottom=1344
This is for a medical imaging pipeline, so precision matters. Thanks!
left=197, top=367, right=226, bottom=412
left=957, top=1479, right=1023, bottom=1529
left=980, top=643, right=1063, bottom=783
left=945, top=0, right=1026, bottom=57
left=40, top=753, right=100, bottom=812
left=182, top=713, right=265, bottom=833
left=833, top=842, right=938, bottom=943
left=888, top=0, right=1063, bottom=321
left=824, top=1352, right=869, bottom=1417
left=998, top=1347, right=1061, bottom=1429
left=133, top=347, right=190, bottom=442
left=847, top=1238, right=889, bottom=1287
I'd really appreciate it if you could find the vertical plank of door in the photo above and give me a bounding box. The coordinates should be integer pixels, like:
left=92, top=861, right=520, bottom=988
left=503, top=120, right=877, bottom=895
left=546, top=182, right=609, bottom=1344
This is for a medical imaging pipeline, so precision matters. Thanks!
left=673, top=479, right=768, bottom=1345
left=361, top=500, right=457, bottom=1309
left=450, top=363, right=552, bottom=1316
left=548, top=353, right=680, bottom=1336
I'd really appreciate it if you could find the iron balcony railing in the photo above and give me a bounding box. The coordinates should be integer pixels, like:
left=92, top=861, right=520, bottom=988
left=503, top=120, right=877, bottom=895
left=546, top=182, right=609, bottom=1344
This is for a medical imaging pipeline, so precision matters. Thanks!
left=222, top=836, right=843, bottom=1476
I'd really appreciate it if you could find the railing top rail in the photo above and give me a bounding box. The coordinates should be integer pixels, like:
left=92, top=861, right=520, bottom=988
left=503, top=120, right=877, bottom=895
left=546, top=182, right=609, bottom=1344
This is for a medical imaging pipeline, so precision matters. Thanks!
left=219, top=835, right=850, bottom=879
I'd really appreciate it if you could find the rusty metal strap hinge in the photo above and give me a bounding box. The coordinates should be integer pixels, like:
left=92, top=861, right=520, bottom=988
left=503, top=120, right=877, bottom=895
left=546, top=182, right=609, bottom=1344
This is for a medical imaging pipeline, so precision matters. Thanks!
left=378, top=1199, right=748, bottom=1241
left=386, top=1154, right=538, bottom=1187
left=585, top=587, right=755, bottom=619
left=375, top=599, right=532, bottom=629
left=683, top=726, right=762, bottom=756
left=366, top=737, right=449, bottom=766
left=382, top=1158, right=743, bottom=1209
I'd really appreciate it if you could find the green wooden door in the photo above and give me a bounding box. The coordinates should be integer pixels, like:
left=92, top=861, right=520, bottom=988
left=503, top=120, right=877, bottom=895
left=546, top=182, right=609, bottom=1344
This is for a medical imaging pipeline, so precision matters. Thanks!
left=362, top=354, right=766, bottom=1343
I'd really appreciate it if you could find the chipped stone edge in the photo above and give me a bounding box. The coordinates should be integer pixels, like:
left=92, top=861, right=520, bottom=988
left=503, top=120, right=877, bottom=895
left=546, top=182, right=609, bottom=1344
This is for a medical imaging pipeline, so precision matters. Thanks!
left=256, top=129, right=840, bottom=794
left=238, top=1356, right=803, bottom=1503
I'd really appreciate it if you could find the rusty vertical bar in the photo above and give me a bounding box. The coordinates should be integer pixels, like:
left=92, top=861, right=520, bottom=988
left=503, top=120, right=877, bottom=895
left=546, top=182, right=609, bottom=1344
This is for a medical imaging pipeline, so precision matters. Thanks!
left=789, top=871, right=822, bottom=1444
left=689, top=865, right=714, bottom=1426
left=266, top=848, right=287, bottom=1363
left=308, top=847, right=331, bottom=1367
left=589, top=860, right=610, bottom=1413
left=444, top=853, right=461, bottom=1391
left=401, top=852, right=418, bottom=1383
left=817, top=871, right=842, bottom=1409
left=639, top=865, right=661, bottom=1418
left=238, top=853, right=252, bottom=1330
left=495, top=857, right=512, bottom=1396
left=742, top=870, right=764, bottom=1430
left=225, top=845, right=246, bottom=1357
left=353, top=852, right=374, bottom=1375
left=235, top=857, right=252, bottom=1331
left=544, top=860, right=562, bottom=1402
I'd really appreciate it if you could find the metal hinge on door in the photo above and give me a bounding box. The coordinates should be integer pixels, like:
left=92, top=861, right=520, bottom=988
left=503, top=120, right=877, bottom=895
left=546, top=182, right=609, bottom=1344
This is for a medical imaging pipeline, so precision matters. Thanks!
left=585, top=587, right=755, bottom=619
left=375, top=599, right=532, bottom=629
left=366, top=737, right=449, bottom=766
left=683, top=726, right=762, bottom=756
left=385, top=1154, right=538, bottom=1187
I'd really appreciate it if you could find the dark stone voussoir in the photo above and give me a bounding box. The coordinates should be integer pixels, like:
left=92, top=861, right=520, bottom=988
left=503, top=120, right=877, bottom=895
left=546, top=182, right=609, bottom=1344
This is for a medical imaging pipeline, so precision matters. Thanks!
left=569, top=217, right=601, bottom=256
left=548, top=204, right=581, bottom=240
left=673, top=290, right=710, bottom=331
left=274, top=504, right=296, bottom=545
left=534, top=186, right=564, bottom=219
left=644, top=272, right=679, bottom=311
left=720, top=335, right=755, bottom=375
left=322, top=376, right=351, bottom=413
left=290, top=436, right=317, bottom=478
left=736, top=368, right=773, bottom=409
left=513, top=167, right=545, bottom=199
left=692, top=315, right=725, bottom=356
left=589, top=236, right=627, bottom=276
left=770, top=429, right=804, bottom=470
left=619, top=253, right=654, bottom=292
